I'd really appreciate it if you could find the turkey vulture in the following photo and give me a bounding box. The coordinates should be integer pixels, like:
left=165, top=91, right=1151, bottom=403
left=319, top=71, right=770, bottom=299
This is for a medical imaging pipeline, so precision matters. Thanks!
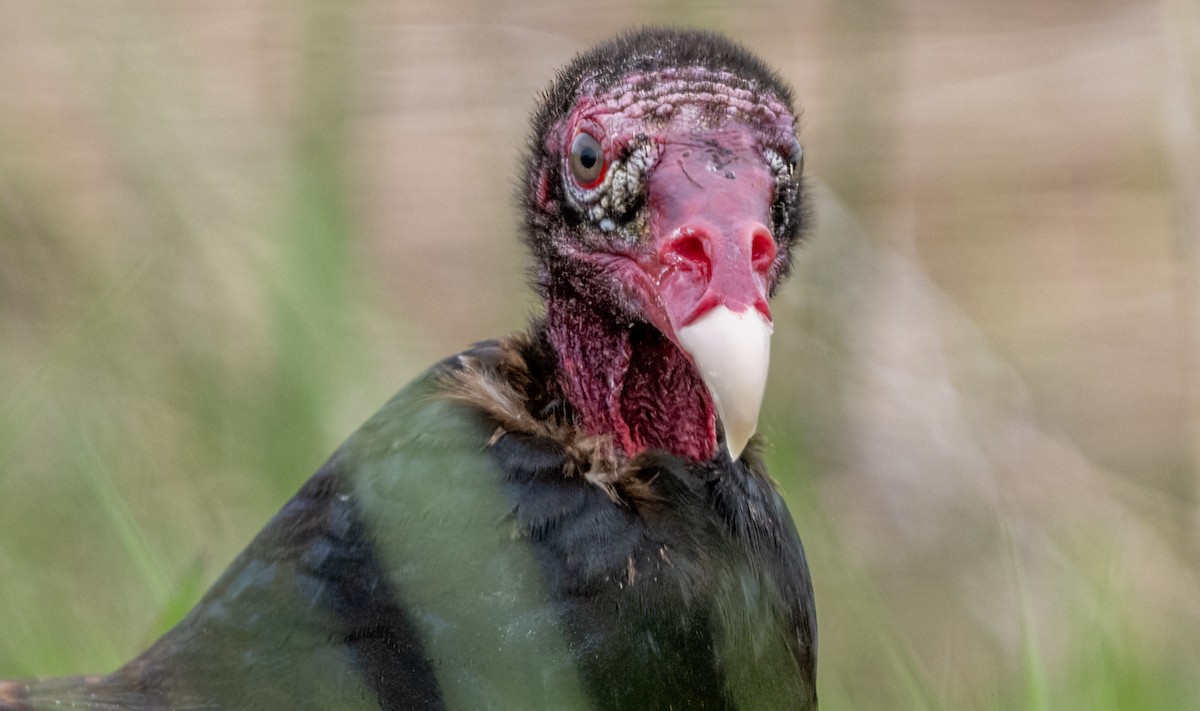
left=0, top=27, right=816, bottom=710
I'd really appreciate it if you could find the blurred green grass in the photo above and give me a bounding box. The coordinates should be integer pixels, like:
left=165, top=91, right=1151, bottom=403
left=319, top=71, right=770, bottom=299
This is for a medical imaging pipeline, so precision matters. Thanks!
left=2, top=1, right=1199, bottom=709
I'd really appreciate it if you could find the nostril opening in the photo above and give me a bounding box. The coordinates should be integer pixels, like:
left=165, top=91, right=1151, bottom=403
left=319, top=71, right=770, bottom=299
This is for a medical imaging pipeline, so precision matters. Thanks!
left=751, top=231, right=777, bottom=272
left=665, top=232, right=710, bottom=269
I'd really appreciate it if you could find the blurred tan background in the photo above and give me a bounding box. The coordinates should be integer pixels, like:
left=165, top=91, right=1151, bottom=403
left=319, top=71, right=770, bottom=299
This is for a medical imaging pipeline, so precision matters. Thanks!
left=1, top=0, right=1198, bottom=708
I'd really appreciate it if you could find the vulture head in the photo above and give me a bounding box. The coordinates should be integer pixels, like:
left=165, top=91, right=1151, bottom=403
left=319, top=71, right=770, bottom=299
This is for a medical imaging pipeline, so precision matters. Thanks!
left=522, top=28, right=807, bottom=464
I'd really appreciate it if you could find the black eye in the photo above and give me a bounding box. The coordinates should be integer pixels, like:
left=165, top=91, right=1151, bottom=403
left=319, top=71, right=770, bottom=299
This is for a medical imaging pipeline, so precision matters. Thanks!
left=569, top=132, right=605, bottom=186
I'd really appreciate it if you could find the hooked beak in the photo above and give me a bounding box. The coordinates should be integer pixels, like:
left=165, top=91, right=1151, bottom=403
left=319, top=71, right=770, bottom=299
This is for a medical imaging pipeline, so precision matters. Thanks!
left=677, top=306, right=772, bottom=459
left=643, top=134, right=778, bottom=460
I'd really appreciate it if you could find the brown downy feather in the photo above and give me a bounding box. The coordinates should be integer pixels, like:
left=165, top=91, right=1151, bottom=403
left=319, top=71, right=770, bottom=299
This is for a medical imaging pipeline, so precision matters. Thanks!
left=437, top=335, right=660, bottom=504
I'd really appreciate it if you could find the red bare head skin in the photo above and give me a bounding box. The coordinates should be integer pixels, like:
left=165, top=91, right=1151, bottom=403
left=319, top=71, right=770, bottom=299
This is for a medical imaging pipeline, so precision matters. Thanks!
left=642, top=126, right=777, bottom=332
left=522, top=29, right=808, bottom=462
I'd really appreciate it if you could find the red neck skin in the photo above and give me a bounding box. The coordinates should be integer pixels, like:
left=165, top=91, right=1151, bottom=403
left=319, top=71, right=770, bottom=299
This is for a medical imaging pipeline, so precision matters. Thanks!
left=545, top=287, right=718, bottom=462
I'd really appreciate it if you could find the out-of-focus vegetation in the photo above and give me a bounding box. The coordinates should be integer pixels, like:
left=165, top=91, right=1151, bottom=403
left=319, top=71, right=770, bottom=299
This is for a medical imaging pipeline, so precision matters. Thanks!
left=1, top=1, right=1197, bottom=708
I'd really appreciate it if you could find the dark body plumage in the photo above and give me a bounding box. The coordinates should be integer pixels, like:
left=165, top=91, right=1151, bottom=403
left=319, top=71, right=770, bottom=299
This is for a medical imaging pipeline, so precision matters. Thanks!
left=1, top=27, right=816, bottom=710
